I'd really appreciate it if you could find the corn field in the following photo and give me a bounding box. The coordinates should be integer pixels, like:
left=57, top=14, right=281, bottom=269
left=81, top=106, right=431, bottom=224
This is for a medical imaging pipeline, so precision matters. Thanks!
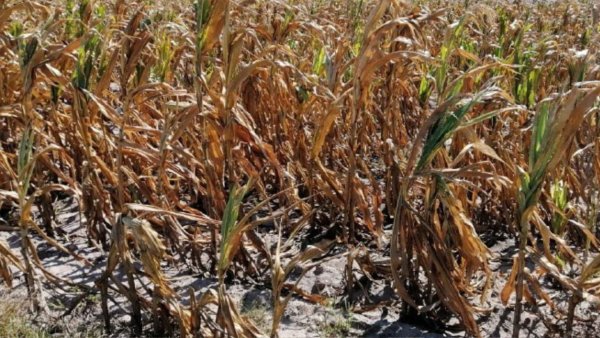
left=1, top=0, right=600, bottom=337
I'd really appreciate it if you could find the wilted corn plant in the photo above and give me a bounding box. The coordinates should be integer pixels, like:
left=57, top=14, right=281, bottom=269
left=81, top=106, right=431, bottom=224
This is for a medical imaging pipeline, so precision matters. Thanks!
left=505, top=84, right=600, bottom=338
left=214, top=178, right=281, bottom=337
left=215, top=178, right=317, bottom=337
left=270, top=213, right=336, bottom=337
left=391, top=84, right=513, bottom=337
left=216, top=180, right=257, bottom=336
left=15, top=125, right=38, bottom=310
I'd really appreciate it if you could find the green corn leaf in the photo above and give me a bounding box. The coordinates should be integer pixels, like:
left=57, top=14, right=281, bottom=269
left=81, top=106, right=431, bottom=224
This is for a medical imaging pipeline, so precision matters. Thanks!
left=312, top=46, right=326, bottom=77
left=218, top=180, right=253, bottom=278
left=17, top=125, right=36, bottom=199
left=22, top=37, right=38, bottom=68
left=528, top=102, right=549, bottom=170
left=416, top=91, right=483, bottom=172
left=418, top=74, right=432, bottom=105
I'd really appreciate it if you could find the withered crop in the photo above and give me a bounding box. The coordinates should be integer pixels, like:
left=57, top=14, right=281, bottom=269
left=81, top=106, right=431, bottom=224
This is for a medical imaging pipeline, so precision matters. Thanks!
left=1, top=1, right=600, bottom=337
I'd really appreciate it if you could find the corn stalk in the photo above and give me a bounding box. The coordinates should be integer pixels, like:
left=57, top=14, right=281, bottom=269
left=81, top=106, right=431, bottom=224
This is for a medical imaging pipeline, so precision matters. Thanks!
left=509, top=84, right=600, bottom=338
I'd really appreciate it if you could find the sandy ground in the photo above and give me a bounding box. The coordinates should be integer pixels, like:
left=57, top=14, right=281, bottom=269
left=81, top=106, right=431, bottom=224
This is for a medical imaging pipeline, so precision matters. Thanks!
left=0, top=197, right=598, bottom=337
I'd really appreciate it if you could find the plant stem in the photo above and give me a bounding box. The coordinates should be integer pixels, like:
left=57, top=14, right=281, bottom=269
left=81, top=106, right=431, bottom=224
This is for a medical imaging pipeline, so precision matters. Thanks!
left=512, top=215, right=529, bottom=338
left=566, top=290, right=580, bottom=338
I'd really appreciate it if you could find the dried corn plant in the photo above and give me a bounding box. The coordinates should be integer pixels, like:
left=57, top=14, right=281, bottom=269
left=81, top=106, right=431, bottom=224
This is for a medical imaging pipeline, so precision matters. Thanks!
left=0, top=0, right=599, bottom=337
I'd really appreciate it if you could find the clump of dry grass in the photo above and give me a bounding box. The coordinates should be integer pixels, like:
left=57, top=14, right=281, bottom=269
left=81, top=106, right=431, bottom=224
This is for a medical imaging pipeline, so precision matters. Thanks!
left=0, top=0, right=599, bottom=337
left=0, top=299, right=50, bottom=338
